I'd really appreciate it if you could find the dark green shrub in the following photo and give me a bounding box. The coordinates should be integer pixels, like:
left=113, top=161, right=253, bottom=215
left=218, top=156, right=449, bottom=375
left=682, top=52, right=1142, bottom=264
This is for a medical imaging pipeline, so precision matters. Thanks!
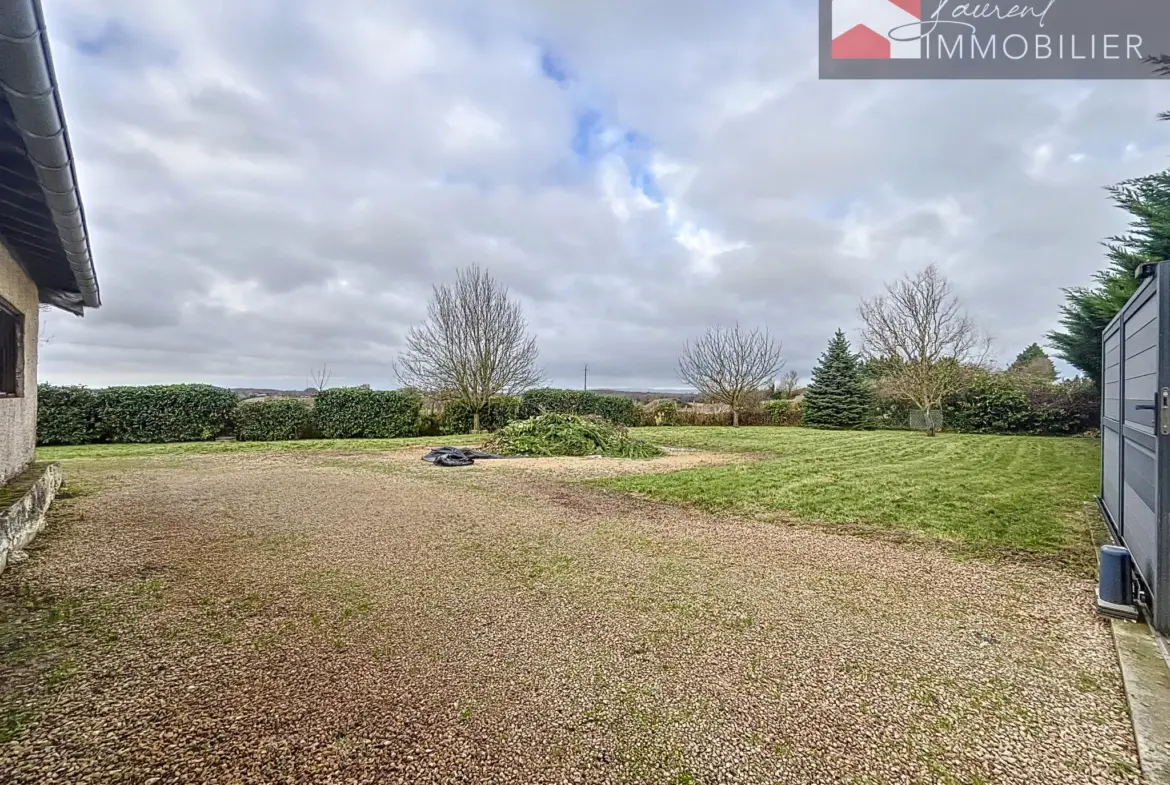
left=519, top=388, right=583, bottom=418
left=441, top=395, right=521, bottom=435
left=234, top=398, right=312, bottom=442
left=311, top=387, right=422, bottom=439
left=486, top=413, right=662, bottom=458
left=519, top=388, right=639, bottom=426
left=945, top=373, right=1035, bottom=434
left=868, top=399, right=913, bottom=430
left=640, top=400, right=680, bottom=426
left=588, top=394, right=640, bottom=427
left=1023, top=378, right=1100, bottom=435
left=943, top=373, right=1099, bottom=435
left=96, top=385, right=239, bottom=443
left=415, top=409, right=443, bottom=437
left=764, top=399, right=803, bottom=427
left=37, top=384, right=101, bottom=445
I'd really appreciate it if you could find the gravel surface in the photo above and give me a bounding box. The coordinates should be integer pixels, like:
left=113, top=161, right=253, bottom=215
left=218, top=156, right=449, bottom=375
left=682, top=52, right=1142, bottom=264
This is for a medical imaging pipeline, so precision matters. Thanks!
left=0, top=449, right=1141, bottom=784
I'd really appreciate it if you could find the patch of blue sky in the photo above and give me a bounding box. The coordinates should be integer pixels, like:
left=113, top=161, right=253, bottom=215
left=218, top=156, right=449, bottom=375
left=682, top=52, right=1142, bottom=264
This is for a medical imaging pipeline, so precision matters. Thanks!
left=75, top=19, right=133, bottom=57
left=539, top=45, right=665, bottom=206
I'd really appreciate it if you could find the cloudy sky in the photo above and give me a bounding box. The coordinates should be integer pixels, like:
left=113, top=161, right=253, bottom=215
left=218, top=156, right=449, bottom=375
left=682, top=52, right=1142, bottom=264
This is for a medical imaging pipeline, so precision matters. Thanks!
left=38, top=0, right=1170, bottom=391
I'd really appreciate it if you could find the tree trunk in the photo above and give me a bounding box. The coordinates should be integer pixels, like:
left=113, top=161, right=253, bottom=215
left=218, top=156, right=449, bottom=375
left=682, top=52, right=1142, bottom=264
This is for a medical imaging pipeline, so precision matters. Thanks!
left=473, top=409, right=481, bottom=433
left=732, top=408, right=740, bottom=427
left=923, top=406, right=936, bottom=437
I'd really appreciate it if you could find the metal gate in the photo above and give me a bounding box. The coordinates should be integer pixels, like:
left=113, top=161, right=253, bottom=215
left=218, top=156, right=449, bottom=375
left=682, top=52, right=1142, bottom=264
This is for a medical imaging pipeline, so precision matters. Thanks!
left=1100, top=260, right=1170, bottom=634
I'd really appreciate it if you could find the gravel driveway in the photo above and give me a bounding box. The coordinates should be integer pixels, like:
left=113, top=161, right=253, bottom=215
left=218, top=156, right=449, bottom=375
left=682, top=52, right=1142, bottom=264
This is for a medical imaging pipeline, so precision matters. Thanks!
left=0, top=450, right=1141, bottom=784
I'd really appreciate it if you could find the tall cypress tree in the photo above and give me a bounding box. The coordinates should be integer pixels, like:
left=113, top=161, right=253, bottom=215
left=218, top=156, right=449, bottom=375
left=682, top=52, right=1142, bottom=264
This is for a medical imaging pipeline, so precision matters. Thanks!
left=802, top=330, right=872, bottom=429
left=1048, top=167, right=1170, bottom=387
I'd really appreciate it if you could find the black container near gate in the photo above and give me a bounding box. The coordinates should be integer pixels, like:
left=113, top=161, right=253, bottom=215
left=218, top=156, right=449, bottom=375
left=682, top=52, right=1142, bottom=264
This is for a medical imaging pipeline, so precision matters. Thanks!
left=1099, top=260, right=1170, bottom=635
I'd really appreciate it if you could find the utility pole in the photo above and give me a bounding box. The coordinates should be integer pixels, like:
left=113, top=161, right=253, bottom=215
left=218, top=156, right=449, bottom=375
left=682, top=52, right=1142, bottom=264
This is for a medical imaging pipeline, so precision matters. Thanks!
left=583, top=364, right=589, bottom=391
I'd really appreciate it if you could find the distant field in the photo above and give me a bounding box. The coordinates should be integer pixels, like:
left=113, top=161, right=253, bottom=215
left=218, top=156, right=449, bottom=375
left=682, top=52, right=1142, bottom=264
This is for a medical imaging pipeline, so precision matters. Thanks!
left=622, top=427, right=1101, bottom=557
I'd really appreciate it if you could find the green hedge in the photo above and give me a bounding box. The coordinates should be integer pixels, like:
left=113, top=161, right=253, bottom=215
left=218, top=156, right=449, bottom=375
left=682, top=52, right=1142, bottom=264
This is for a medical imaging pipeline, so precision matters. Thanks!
left=96, top=384, right=239, bottom=443
left=519, top=388, right=640, bottom=426
left=944, top=374, right=1098, bottom=435
left=440, top=395, right=521, bottom=434
left=764, top=399, right=803, bottom=427
left=311, top=387, right=422, bottom=439
left=639, top=400, right=681, bottom=426
left=36, top=384, right=101, bottom=445
left=235, top=398, right=313, bottom=442
left=38, top=384, right=238, bottom=445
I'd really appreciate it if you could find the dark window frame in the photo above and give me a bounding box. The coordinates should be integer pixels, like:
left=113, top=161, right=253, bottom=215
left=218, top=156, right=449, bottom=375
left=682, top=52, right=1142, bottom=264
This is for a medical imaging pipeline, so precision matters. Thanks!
left=0, top=295, right=24, bottom=398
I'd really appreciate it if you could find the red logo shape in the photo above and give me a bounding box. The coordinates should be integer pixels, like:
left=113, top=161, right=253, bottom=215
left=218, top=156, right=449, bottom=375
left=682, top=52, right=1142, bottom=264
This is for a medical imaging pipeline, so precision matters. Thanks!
left=830, top=0, right=923, bottom=60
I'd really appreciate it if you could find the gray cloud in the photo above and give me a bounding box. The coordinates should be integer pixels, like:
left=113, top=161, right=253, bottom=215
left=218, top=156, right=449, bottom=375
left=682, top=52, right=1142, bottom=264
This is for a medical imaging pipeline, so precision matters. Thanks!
left=36, top=0, right=1170, bottom=391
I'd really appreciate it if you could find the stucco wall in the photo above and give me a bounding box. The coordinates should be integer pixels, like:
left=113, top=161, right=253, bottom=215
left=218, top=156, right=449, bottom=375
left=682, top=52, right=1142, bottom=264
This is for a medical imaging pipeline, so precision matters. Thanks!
left=0, top=244, right=38, bottom=485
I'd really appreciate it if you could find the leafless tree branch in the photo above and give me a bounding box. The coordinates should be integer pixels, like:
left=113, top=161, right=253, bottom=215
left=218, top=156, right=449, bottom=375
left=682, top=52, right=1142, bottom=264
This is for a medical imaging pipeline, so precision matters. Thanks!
left=677, top=323, right=785, bottom=426
left=777, top=369, right=800, bottom=399
left=309, top=363, right=331, bottom=393
left=395, top=265, right=543, bottom=431
left=857, top=264, right=989, bottom=435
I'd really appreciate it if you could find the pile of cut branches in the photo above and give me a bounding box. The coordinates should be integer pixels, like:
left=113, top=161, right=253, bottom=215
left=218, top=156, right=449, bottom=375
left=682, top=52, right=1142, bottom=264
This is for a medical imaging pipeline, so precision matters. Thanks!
left=485, top=413, right=662, bottom=458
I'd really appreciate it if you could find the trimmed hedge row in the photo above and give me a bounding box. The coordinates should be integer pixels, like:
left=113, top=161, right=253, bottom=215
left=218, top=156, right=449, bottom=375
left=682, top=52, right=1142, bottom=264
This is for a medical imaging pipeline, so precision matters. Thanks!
left=37, top=384, right=237, bottom=445
left=519, top=388, right=640, bottom=427
left=38, top=375, right=1097, bottom=445
left=235, top=398, right=315, bottom=442
left=311, top=387, right=421, bottom=439
left=36, top=384, right=424, bottom=445
left=943, top=375, right=1098, bottom=436
left=440, top=396, right=521, bottom=435
left=37, top=384, right=101, bottom=445
left=35, top=384, right=649, bottom=445
left=639, top=400, right=681, bottom=426
left=765, top=400, right=804, bottom=427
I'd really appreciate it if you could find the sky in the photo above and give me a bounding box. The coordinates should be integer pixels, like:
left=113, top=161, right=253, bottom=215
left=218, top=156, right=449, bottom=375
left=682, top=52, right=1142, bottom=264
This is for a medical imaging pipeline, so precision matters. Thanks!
left=36, top=0, right=1170, bottom=391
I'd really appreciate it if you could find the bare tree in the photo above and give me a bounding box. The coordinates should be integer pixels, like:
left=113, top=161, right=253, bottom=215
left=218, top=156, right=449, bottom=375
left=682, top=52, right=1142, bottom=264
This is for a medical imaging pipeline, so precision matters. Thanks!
left=309, top=363, right=332, bottom=393
left=677, top=324, right=785, bottom=427
left=857, top=264, right=991, bottom=436
left=396, top=265, right=542, bottom=432
left=776, top=369, right=800, bottom=400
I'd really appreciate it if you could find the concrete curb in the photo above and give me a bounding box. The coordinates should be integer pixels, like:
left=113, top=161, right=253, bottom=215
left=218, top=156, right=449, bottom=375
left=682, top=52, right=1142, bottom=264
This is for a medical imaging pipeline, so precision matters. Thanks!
left=1112, top=618, right=1170, bottom=784
left=0, top=462, right=62, bottom=573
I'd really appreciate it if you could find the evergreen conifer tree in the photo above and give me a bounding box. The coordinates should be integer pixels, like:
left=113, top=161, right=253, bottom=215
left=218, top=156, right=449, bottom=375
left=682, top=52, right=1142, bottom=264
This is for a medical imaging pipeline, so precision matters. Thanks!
left=802, top=330, right=872, bottom=429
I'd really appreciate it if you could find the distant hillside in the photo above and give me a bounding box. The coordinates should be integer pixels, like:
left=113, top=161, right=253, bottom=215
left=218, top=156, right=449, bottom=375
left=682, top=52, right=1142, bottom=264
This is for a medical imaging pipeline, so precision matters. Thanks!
left=231, top=387, right=317, bottom=400
left=588, top=389, right=700, bottom=404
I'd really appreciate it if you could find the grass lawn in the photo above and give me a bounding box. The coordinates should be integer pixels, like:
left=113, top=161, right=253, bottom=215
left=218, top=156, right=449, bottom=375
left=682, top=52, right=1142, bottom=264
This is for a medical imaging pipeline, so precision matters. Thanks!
left=37, top=427, right=1102, bottom=558
left=36, top=434, right=482, bottom=461
left=620, top=427, right=1101, bottom=556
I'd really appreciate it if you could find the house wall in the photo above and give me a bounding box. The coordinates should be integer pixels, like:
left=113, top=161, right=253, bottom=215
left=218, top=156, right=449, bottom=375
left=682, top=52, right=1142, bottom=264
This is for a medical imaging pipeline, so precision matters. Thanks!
left=0, top=244, right=38, bottom=485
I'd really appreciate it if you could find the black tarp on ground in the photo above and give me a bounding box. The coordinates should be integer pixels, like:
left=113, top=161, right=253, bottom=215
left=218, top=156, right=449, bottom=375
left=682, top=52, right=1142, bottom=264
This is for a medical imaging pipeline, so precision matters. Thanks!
left=421, top=447, right=511, bottom=467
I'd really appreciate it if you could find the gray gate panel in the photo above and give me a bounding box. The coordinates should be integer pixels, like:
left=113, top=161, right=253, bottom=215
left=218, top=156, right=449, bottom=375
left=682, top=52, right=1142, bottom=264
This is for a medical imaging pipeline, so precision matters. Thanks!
left=1104, top=331, right=1121, bottom=421
left=1123, top=482, right=1158, bottom=588
left=1103, top=426, right=1121, bottom=524
left=1102, top=262, right=1169, bottom=634
left=1123, top=301, right=1158, bottom=430
left=1123, top=441, right=1157, bottom=511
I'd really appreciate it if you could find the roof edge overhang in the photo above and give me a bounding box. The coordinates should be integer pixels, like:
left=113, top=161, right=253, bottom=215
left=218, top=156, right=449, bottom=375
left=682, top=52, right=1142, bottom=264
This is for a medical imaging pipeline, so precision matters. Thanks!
left=0, top=0, right=99, bottom=313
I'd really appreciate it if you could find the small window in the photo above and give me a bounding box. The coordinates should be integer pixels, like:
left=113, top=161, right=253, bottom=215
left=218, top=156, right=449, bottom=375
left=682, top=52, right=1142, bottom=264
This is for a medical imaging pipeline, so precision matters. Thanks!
left=0, top=298, right=22, bottom=398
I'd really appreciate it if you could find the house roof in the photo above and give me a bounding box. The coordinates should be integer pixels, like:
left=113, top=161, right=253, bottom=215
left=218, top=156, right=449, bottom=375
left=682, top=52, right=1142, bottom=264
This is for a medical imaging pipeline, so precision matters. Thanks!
left=0, top=0, right=98, bottom=315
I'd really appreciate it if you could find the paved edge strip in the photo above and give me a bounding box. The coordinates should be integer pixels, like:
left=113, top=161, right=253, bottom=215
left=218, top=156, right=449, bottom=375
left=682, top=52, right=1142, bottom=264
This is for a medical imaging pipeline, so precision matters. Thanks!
left=1112, top=618, right=1170, bottom=784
